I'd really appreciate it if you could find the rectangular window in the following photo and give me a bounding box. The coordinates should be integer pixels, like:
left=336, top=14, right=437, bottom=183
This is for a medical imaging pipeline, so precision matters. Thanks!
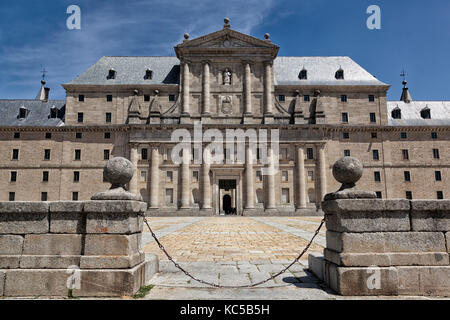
left=169, top=94, right=175, bottom=102
left=306, top=148, right=314, bottom=160
left=104, top=149, right=110, bottom=160
left=281, top=171, right=288, bottom=182
left=14, top=132, right=20, bottom=139
left=281, top=188, right=290, bottom=204
left=370, top=113, right=376, bottom=123
left=105, top=113, right=112, bottom=123
left=402, top=149, right=409, bottom=160
left=144, top=95, right=150, bottom=102
left=431, top=132, right=437, bottom=139
left=405, top=191, right=412, bottom=200
left=10, top=171, right=17, bottom=182
left=106, top=95, right=113, bottom=102
left=166, top=171, right=173, bottom=183
left=77, top=112, right=83, bottom=123
left=341, top=95, right=347, bottom=102
left=374, top=171, right=381, bottom=182
left=404, top=171, right=411, bottom=182
left=45, top=132, right=52, bottom=139
left=308, top=171, right=314, bottom=181
left=76, top=132, right=82, bottom=139
left=281, top=148, right=288, bottom=160
left=74, top=149, right=81, bottom=160
left=369, top=95, right=375, bottom=102
left=342, top=113, right=348, bottom=123
left=371, top=132, right=377, bottom=139
left=12, top=149, right=19, bottom=160
left=43, top=171, right=49, bottom=182
left=104, top=132, right=110, bottom=139
left=278, top=95, right=285, bottom=102
left=72, top=192, right=79, bottom=201
left=343, top=132, right=349, bottom=139
left=433, top=149, right=440, bottom=159
left=78, top=95, right=84, bottom=102
left=9, top=192, right=15, bottom=201
left=41, top=192, right=47, bottom=201
left=140, top=170, right=147, bottom=182
left=141, top=148, right=148, bottom=160
left=435, top=171, right=442, bottom=181
left=372, top=150, right=379, bottom=160
left=44, top=149, right=51, bottom=160
left=166, top=189, right=174, bottom=204
left=401, top=132, right=407, bottom=139
left=344, top=150, right=351, bottom=157
left=304, top=95, right=310, bottom=102
left=437, top=191, right=443, bottom=200
left=256, top=170, right=262, bottom=182
left=193, top=171, right=199, bottom=182
left=376, top=191, right=382, bottom=199
left=73, top=171, right=80, bottom=182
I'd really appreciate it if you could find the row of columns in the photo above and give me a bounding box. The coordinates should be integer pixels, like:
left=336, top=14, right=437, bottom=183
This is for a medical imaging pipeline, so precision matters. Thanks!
left=128, top=143, right=327, bottom=210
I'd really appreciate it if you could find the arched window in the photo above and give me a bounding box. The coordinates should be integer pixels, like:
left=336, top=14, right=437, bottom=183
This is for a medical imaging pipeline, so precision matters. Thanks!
left=420, top=107, right=431, bottom=119
left=298, top=68, right=307, bottom=80
left=391, top=107, right=401, bottom=119
left=144, top=68, right=153, bottom=80
left=335, top=68, right=344, bottom=80
left=107, top=68, right=116, bottom=80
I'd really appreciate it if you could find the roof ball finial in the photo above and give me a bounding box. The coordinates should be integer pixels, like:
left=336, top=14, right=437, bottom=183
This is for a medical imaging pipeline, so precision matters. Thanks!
left=264, top=33, right=270, bottom=40
left=224, top=17, right=230, bottom=28
left=184, top=33, right=189, bottom=40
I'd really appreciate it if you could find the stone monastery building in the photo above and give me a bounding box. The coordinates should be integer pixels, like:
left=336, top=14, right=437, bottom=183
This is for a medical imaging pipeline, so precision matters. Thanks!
left=1, top=19, right=449, bottom=215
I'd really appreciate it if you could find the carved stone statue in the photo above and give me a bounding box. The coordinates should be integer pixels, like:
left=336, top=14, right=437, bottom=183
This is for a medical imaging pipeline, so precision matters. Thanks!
left=223, top=68, right=232, bottom=85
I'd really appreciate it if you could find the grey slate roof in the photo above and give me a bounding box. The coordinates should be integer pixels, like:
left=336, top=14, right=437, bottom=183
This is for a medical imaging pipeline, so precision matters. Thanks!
left=0, top=100, right=65, bottom=127
left=387, top=101, right=450, bottom=126
left=65, top=56, right=387, bottom=87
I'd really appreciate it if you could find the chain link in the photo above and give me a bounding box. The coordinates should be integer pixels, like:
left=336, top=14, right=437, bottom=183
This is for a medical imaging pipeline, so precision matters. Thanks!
left=140, top=213, right=325, bottom=289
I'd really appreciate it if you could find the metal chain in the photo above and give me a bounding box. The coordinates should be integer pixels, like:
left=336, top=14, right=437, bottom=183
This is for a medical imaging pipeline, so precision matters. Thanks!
left=140, top=213, right=325, bottom=289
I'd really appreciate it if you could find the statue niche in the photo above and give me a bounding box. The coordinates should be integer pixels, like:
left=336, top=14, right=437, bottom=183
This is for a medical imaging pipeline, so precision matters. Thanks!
left=222, top=68, right=232, bottom=85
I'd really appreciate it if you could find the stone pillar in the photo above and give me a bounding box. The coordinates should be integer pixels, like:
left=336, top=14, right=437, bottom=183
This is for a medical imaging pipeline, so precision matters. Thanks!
left=266, top=146, right=276, bottom=209
left=202, top=61, right=210, bottom=116
left=317, top=144, right=327, bottom=206
left=296, top=146, right=307, bottom=209
left=201, top=149, right=212, bottom=210
left=244, top=145, right=255, bottom=210
left=181, top=61, right=190, bottom=118
left=180, top=148, right=191, bottom=209
left=244, top=63, right=252, bottom=115
left=263, top=62, right=274, bottom=120
left=149, top=146, right=160, bottom=209
left=129, top=144, right=138, bottom=195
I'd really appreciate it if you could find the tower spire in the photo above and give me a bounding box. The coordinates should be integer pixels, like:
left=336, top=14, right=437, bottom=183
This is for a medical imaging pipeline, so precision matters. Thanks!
left=399, top=69, right=412, bottom=103
left=36, top=67, right=50, bottom=102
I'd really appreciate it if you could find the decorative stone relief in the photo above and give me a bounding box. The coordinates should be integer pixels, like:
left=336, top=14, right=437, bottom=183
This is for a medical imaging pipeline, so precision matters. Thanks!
left=221, top=96, right=233, bottom=115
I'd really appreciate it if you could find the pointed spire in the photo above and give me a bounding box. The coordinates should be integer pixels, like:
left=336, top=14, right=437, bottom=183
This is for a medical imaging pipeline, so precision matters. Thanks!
left=400, top=80, right=412, bottom=103
left=36, top=68, right=49, bottom=101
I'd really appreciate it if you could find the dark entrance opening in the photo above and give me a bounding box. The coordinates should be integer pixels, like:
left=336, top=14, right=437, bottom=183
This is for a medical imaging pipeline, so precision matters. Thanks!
left=223, top=194, right=232, bottom=214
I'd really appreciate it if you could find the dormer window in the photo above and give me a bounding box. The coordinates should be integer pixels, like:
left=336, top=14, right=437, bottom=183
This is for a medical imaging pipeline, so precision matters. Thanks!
left=298, top=69, right=307, bottom=80
left=420, top=107, right=431, bottom=119
left=391, top=107, right=401, bottom=119
left=335, top=68, right=344, bottom=80
left=144, top=68, right=153, bottom=80
left=50, top=106, right=58, bottom=119
left=18, top=106, right=28, bottom=119
left=107, top=68, right=116, bottom=80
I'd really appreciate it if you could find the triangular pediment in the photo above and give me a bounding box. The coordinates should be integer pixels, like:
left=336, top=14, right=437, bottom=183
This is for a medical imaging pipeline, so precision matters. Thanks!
left=177, top=28, right=278, bottom=49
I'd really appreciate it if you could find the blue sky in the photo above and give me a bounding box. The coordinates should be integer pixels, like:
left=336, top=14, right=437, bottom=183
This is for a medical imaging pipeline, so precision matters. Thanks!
left=0, top=0, right=449, bottom=101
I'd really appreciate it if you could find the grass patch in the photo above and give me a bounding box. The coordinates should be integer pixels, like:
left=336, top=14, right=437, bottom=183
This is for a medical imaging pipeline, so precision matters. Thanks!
left=132, top=285, right=154, bottom=299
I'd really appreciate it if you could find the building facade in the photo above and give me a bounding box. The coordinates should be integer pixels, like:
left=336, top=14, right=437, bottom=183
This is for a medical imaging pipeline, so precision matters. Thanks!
left=1, top=20, right=449, bottom=215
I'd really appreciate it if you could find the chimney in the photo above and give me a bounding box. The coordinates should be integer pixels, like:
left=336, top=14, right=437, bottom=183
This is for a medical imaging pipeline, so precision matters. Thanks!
left=44, top=87, right=50, bottom=102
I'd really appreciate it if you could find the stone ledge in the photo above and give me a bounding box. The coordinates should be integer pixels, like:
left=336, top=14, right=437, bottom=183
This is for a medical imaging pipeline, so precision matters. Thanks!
left=0, top=212, right=48, bottom=234
left=326, top=231, right=447, bottom=253
left=84, top=201, right=147, bottom=213
left=397, top=266, right=450, bottom=296
left=49, top=201, right=84, bottom=213
left=410, top=200, right=450, bottom=232
left=19, top=255, right=81, bottom=269
left=0, top=202, right=49, bottom=213
left=324, top=249, right=449, bottom=267
left=322, top=199, right=410, bottom=214
left=80, top=252, right=144, bottom=269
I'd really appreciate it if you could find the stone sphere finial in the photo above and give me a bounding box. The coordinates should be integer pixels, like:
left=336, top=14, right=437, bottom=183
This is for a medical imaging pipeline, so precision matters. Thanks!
left=332, top=156, right=363, bottom=186
left=224, top=17, right=230, bottom=28
left=103, top=157, right=134, bottom=188
left=264, top=33, right=270, bottom=40
left=184, top=33, right=189, bottom=40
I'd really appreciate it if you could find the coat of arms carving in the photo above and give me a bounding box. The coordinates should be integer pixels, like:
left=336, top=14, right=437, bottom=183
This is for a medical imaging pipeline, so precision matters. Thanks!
left=221, top=96, right=233, bottom=114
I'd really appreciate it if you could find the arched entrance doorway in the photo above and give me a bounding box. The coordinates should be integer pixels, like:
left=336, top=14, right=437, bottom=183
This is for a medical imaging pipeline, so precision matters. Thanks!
left=222, top=194, right=232, bottom=214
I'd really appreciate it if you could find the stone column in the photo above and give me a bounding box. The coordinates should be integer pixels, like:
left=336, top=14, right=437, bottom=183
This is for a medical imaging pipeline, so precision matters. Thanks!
left=244, top=62, right=252, bottom=115
left=296, top=146, right=307, bottom=209
left=202, top=61, right=210, bottom=116
left=149, top=146, right=160, bottom=209
left=181, top=61, right=190, bottom=117
left=201, top=148, right=212, bottom=210
left=129, top=144, right=138, bottom=195
left=266, top=146, right=276, bottom=209
left=264, top=62, right=273, bottom=116
left=244, top=145, right=255, bottom=210
left=317, top=144, right=327, bottom=205
left=180, top=148, right=191, bottom=209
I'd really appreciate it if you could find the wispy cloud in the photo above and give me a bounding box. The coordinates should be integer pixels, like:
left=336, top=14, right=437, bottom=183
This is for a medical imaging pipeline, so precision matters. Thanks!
left=0, top=0, right=280, bottom=99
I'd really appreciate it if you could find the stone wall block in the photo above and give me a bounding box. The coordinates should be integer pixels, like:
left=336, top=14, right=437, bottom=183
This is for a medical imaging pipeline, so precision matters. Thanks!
left=0, top=235, right=24, bottom=254
left=0, top=256, right=21, bottom=268
left=83, top=233, right=141, bottom=256
left=19, top=255, right=81, bottom=269
left=397, top=266, right=450, bottom=296
left=0, top=208, right=49, bottom=234
left=0, top=270, right=5, bottom=296
left=49, top=201, right=85, bottom=233
left=446, top=232, right=449, bottom=253
left=4, top=270, right=69, bottom=297
left=23, top=234, right=83, bottom=255
left=410, top=200, right=450, bottom=231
